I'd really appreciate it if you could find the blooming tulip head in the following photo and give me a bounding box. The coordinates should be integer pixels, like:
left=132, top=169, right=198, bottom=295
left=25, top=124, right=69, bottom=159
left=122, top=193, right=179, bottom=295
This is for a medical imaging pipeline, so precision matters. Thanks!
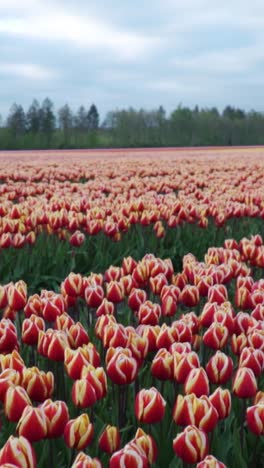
left=173, top=425, right=209, bottom=464
left=98, top=425, right=121, bottom=454
left=0, top=436, right=36, bottom=468
left=135, top=387, right=166, bottom=424
left=64, top=413, right=94, bottom=450
left=16, top=406, right=47, bottom=442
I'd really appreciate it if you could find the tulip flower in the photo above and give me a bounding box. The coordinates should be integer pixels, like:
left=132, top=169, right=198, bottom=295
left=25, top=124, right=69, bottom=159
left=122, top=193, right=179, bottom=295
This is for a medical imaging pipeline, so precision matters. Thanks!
left=238, top=347, right=264, bottom=377
left=173, top=394, right=218, bottom=432
left=69, top=231, right=85, bottom=247
left=232, top=367, right=257, bottom=399
left=133, top=428, right=158, bottom=464
left=72, top=378, right=98, bottom=408
left=184, top=367, right=210, bottom=397
left=209, top=387, right=231, bottom=419
left=246, top=404, right=264, bottom=435
left=7, top=281, right=27, bottom=311
left=67, top=322, right=90, bottom=349
left=151, top=348, right=174, bottom=380
left=0, top=319, right=18, bottom=354
left=174, top=351, right=200, bottom=384
left=0, top=436, right=36, bottom=468
left=109, top=441, right=148, bottom=468
left=173, top=425, right=209, bottom=464
left=197, top=455, right=227, bottom=467
left=24, top=294, right=43, bottom=318
left=16, top=406, right=47, bottom=442
left=206, top=351, right=233, bottom=384
left=85, top=284, right=104, bottom=308
left=107, top=351, right=138, bottom=385
left=62, top=272, right=83, bottom=297
left=135, top=387, right=166, bottom=424
left=81, top=365, right=107, bottom=400
left=64, top=413, right=94, bottom=450
left=40, top=399, right=69, bottom=438
left=4, top=385, right=32, bottom=422
left=203, top=323, right=229, bottom=350
left=137, top=301, right=161, bottom=326
left=98, top=425, right=121, bottom=454
left=22, top=315, right=45, bottom=346
left=0, top=369, right=21, bottom=402
left=21, top=367, right=54, bottom=402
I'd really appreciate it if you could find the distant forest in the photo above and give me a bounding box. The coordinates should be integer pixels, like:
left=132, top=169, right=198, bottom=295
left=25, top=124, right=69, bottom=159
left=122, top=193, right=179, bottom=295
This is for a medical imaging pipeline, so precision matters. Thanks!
left=0, top=98, right=264, bottom=149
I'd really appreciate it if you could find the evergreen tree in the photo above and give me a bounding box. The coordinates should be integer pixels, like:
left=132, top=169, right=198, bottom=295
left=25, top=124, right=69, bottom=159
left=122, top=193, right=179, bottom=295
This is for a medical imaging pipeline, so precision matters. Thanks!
left=87, top=104, right=99, bottom=130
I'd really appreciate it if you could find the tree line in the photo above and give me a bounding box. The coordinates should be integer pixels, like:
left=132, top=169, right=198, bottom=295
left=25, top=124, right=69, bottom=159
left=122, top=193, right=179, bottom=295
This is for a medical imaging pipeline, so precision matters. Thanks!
left=0, top=98, right=264, bottom=149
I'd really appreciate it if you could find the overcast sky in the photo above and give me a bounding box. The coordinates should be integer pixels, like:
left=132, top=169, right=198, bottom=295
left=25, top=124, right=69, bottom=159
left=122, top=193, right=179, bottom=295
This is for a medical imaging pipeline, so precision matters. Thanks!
left=0, top=0, right=264, bottom=120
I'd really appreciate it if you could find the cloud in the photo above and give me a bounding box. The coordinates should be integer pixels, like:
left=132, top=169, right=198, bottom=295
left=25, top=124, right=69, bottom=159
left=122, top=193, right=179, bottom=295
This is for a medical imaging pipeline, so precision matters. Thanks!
left=170, top=46, right=264, bottom=75
left=0, top=63, right=58, bottom=80
left=0, top=1, right=159, bottom=61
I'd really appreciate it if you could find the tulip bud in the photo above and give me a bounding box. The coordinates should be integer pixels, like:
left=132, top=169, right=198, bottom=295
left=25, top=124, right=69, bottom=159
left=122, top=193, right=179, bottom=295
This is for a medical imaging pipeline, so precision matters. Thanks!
left=232, top=367, right=257, bottom=398
left=174, top=351, right=200, bottom=384
left=180, top=285, right=200, bottom=307
left=121, top=256, right=137, bottom=275
left=38, top=329, right=69, bottom=361
left=106, top=281, right=124, bottom=304
left=85, top=284, right=104, bottom=308
left=0, top=319, right=18, bottom=354
left=161, top=295, right=177, bottom=317
left=17, top=405, right=47, bottom=442
left=7, top=281, right=27, bottom=311
left=151, top=349, right=174, bottom=380
left=71, top=452, right=102, bottom=467
left=173, top=394, right=218, bottom=432
left=0, top=285, right=8, bottom=309
left=238, top=347, right=263, bottom=377
left=206, top=351, right=233, bottom=384
left=21, top=367, right=54, bottom=402
left=133, top=428, right=158, bottom=464
left=98, top=425, right=121, bottom=454
left=24, top=294, right=43, bottom=318
left=197, top=455, right=227, bottom=468
left=107, top=351, right=138, bottom=385
left=137, top=301, right=161, bottom=326
left=173, top=425, right=209, bottom=464
left=69, top=231, right=85, bottom=247
left=209, top=387, right=231, bottom=419
left=149, top=273, right=168, bottom=295
left=0, top=350, right=25, bottom=374
left=128, top=289, right=147, bottom=312
left=208, top=285, right=228, bottom=304
left=67, top=322, right=89, bottom=349
left=156, top=324, right=177, bottom=349
left=40, top=399, right=69, bottom=438
left=72, top=378, right=98, bottom=408
left=0, top=435, right=36, bottom=468
left=64, top=347, right=90, bottom=380
left=4, top=385, right=32, bottom=422
left=231, top=333, right=248, bottom=355
left=135, top=387, right=166, bottom=424
left=184, top=367, right=209, bottom=397
left=103, top=323, right=128, bottom=348
left=63, top=273, right=83, bottom=297
left=81, top=366, right=107, bottom=400
left=246, top=404, right=264, bottom=435
left=64, top=413, right=94, bottom=450
left=96, top=299, right=115, bottom=317
left=22, top=315, right=45, bottom=346
left=203, top=324, right=229, bottom=350
left=109, top=442, right=148, bottom=468
left=42, top=294, right=65, bottom=322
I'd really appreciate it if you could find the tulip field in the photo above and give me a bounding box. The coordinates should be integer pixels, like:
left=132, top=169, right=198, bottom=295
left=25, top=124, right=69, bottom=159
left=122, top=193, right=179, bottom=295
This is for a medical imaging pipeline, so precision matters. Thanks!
left=0, top=146, right=264, bottom=467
